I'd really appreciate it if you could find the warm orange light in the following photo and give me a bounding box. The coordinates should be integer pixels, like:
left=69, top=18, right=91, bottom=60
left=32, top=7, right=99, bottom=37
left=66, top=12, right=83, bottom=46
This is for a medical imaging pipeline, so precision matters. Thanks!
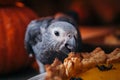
left=15, top=2, right=24, bottom=7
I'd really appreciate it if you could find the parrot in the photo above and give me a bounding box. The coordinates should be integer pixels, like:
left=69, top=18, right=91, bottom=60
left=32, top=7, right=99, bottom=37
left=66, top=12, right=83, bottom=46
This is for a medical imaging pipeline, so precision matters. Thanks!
left=24, top=14, right=82, bottom=73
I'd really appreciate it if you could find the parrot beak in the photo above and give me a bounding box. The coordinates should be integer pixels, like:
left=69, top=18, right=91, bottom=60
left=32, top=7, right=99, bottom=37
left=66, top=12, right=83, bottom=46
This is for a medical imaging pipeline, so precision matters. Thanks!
left=59, top=36, right=76, bottom=55
left=65, top=36, right=76, bottom=52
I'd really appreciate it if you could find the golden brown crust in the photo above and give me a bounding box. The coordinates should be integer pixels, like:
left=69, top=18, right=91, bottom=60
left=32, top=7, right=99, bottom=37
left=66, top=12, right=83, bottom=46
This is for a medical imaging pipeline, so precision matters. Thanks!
left=45, top=58, right=67, bottom=80
left=107, top=48, right=120, bottom=64
left=45, top=47, right=120, bottom=80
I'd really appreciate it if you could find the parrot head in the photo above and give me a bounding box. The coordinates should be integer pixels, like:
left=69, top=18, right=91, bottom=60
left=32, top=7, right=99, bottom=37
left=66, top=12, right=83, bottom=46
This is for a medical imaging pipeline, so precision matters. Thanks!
left=46, top=21, right=78, bottom=54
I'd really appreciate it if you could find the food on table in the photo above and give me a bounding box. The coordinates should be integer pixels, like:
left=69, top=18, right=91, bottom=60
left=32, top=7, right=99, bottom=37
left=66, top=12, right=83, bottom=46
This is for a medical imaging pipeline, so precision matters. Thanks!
left=45, top=47, right=120, bottom=80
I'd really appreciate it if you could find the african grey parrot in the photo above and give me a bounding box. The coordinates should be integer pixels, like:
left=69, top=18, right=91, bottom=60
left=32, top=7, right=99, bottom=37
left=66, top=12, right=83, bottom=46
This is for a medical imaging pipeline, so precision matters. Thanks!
left=24, top=15, right=82, bottom=73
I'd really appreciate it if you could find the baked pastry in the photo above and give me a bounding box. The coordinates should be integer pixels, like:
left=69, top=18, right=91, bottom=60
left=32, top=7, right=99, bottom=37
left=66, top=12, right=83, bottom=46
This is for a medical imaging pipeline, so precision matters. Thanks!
left=45, top=47, right=120, bottom=80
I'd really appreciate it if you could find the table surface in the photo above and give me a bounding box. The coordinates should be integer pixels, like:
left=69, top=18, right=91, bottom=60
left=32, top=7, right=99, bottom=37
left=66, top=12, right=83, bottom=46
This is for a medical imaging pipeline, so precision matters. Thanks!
left=80, top=26, right=114, bottom=40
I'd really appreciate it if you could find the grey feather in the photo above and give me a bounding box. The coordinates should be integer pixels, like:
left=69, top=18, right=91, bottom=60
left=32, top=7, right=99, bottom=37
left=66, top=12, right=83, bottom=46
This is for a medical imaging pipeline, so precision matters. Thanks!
left=24, top=17, right=54, bottom=54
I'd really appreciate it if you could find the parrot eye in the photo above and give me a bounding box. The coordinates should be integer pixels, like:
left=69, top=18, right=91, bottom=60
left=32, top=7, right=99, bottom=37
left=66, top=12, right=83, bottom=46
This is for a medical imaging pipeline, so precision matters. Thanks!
left=68, top=34, right=72, bottom=38
left=54, top=31, right=60, bottom=36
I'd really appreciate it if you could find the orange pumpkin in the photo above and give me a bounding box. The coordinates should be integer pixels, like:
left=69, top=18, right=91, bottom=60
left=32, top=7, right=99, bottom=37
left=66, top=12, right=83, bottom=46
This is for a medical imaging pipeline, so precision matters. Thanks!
left=0, top=6, right=38, bottom=74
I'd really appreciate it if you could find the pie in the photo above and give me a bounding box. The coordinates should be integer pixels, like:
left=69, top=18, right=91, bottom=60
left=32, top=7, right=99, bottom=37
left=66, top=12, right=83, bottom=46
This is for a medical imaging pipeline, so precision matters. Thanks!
left=45, top=47, right=120, bottom=80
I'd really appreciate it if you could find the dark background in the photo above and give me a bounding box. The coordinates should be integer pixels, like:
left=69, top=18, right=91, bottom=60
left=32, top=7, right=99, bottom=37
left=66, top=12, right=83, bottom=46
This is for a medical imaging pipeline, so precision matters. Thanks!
left=21, top=0, right=120, bottom=26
